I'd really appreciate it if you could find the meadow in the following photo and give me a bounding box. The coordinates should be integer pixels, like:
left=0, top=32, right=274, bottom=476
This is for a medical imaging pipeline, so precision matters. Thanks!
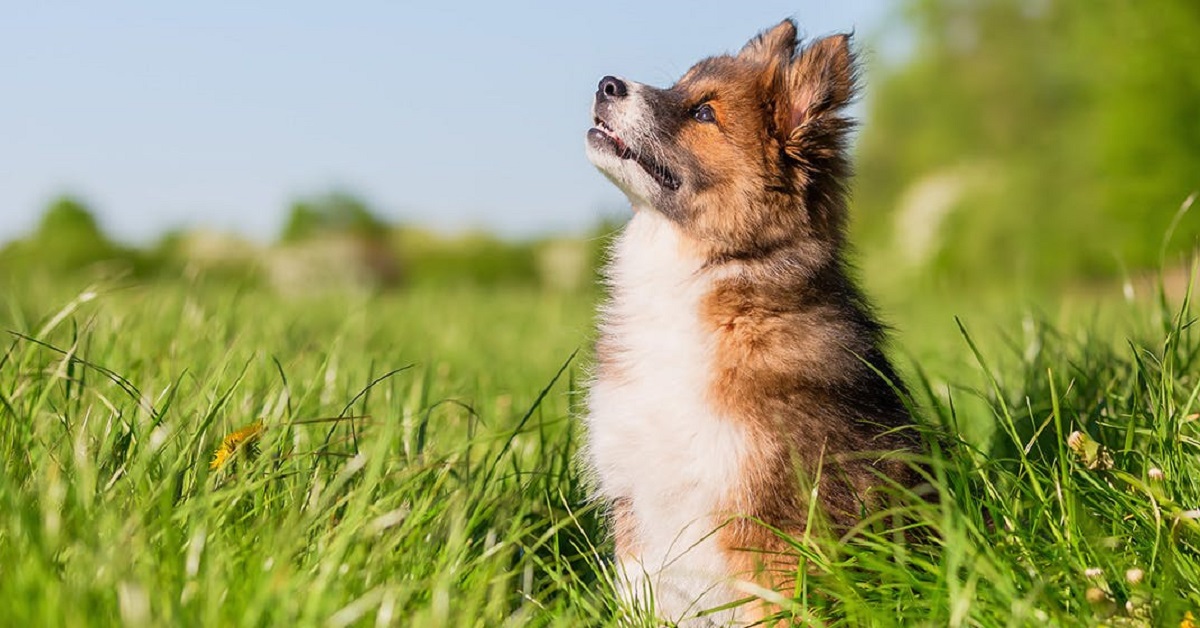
left=1, top=263, right=1199, bottom=627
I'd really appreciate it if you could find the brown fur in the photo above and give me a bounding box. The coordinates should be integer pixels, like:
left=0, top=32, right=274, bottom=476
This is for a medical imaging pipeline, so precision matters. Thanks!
left=690, top=22, right=921, bottom=602
left=656, top=22, right=858, bottom=265
left=611, top=496, right=640, bottom=558
left=590, top=19, right=922, bottom=621
left=666, top=17, right=917, bottom=597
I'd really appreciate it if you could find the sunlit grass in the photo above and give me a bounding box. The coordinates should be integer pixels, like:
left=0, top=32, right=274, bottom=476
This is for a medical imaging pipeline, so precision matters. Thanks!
left=0, top=274, right=1198, bottom=626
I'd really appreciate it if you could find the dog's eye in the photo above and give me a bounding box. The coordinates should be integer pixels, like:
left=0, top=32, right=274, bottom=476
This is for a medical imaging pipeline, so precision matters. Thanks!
left=692, top=104, right=716, bottom=124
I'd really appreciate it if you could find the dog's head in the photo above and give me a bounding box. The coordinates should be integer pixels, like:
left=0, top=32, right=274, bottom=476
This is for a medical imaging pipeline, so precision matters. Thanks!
left=586, top=19, right=858, bottom=260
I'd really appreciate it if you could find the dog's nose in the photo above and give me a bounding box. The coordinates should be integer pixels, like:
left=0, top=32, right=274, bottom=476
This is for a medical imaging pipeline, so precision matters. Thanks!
left=597, top=76, right=628, bottom=101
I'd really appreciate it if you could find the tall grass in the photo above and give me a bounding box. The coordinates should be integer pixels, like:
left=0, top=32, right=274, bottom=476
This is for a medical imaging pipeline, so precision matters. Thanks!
left=0, top=273, right=1197, bottom=626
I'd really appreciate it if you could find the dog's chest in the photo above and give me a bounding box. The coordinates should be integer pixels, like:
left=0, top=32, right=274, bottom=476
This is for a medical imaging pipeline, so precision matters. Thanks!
left=587, top=214, right=747, bottom=566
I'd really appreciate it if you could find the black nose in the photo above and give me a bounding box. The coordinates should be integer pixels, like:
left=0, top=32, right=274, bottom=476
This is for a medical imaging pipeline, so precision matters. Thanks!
left=597, top=75, right=627, bottom=100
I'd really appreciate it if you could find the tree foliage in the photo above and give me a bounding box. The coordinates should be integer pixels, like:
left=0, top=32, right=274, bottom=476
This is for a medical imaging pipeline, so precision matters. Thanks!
left=0, top=196, right=136, bottom=275
left=856, top=0, right=1200, bottom=285
left=280, top=191, right=388, bottom=243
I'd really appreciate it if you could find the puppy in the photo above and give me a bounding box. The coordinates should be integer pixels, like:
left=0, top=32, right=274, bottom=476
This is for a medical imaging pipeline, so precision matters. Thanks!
left=583, top=19, right=921, bottom=626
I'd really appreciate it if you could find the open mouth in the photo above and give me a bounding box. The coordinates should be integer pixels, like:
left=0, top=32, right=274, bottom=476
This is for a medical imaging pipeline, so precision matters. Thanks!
left=589, top=118, right=681, bottom=191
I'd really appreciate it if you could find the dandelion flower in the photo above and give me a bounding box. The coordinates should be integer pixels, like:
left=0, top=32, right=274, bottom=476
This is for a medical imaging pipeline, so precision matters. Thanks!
left=1182, top=611, right=1196, bottom=628
left=210, top=421, right=264, bottom=471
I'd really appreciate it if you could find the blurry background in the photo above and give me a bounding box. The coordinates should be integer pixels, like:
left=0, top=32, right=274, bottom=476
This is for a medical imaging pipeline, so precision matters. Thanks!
left=2, top=0, right=1198, bottom=311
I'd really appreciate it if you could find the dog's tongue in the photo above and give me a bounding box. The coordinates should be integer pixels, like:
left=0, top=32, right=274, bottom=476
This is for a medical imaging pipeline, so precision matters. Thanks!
left=610, top=135, right=635, bottom=160
left=611, top=133, right=629, bottom=155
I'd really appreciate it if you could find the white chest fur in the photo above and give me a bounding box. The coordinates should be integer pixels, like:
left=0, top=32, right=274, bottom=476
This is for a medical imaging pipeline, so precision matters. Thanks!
left=586, top=211, right=747, bottom=625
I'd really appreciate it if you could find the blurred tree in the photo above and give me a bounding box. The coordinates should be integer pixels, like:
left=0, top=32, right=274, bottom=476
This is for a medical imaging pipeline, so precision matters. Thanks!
left=0, top=195, right=137, bottom=274
left=280, top=191, right=388, bottom=243
left=856, top=0, right=1200, bottom=287
left=275, top=190, right=402, bottom=289
left=36, top=196, right=106, bottom=242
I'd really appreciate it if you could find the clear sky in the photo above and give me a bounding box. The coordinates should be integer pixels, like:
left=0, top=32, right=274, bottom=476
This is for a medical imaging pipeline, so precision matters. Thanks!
left=1, top=1, right=897, bottom=245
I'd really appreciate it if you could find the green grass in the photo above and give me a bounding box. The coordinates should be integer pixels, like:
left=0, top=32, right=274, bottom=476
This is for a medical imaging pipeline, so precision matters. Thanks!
left=1, top=273, right=1198, bottom=626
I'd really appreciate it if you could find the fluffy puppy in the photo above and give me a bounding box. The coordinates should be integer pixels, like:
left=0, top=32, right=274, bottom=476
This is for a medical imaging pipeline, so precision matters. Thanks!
left=583, top=19, right=921, bottom=626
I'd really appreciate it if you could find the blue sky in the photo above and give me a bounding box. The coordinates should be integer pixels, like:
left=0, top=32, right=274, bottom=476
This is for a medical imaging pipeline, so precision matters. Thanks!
left=1, top=1, right=899, bottom=244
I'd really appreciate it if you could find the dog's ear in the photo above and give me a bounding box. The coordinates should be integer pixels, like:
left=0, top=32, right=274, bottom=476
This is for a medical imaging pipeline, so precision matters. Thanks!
left=787, top=34, right=856, bottom=124
left=780, top=34, right=858, bottom=168
left=738, top=19, right=797, bottom=66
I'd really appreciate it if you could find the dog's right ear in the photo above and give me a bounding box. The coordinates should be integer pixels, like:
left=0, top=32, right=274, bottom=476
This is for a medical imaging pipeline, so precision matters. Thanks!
left=786, top=34, right=857, bottom=124
left=779, top=34, right=858, bottom=173
left=738, top=19, right=797, bottom=66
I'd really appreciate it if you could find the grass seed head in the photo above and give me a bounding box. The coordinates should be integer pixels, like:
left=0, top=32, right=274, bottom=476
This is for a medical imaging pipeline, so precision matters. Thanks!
left=1125, top=568, right=1144, bottom=585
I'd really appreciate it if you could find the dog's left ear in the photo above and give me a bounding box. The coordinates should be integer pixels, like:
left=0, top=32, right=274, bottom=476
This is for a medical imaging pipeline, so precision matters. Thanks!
left=780, top=34, right=857, bottom=167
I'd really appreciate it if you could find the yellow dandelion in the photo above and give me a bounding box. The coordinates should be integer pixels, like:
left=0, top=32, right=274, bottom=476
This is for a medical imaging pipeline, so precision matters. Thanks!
left=209, top=421, right=264, bottom=471
left=1182, top=611, right=1196, bottom=628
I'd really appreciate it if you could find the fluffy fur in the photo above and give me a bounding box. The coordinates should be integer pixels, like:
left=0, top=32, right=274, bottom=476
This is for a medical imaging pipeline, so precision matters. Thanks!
left=583, top=19, right=920, bottom=626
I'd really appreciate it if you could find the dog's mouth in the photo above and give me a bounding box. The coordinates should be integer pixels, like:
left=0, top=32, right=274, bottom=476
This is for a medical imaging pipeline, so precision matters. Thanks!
left=588, top=118, right=681, bottom=191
